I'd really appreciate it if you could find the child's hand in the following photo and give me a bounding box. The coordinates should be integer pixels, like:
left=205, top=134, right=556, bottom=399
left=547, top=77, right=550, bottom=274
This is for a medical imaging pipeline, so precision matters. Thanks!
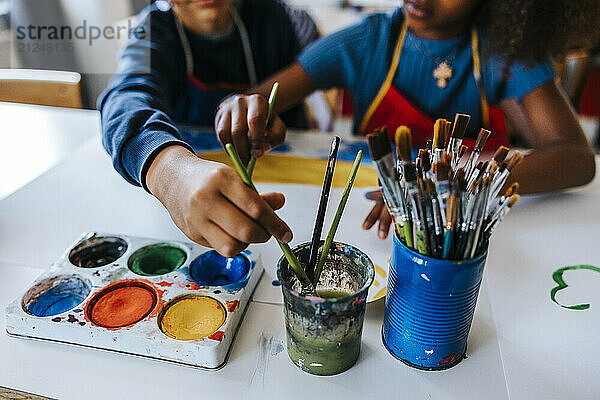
left=215, top=94, right=287, bottom=165
left=362, top=194, right=392, bottom=240
left=147, top=146, right=293, bottom=257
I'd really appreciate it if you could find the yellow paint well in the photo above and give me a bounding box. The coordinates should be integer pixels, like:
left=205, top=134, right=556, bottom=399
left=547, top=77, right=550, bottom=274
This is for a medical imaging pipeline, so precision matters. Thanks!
left=160, top=296, right=226, bottom=341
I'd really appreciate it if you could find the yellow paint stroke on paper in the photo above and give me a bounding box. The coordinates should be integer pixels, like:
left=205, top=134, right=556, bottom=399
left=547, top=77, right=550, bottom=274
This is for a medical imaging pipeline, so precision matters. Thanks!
left=373, top=263, right=388, bottom=279
left=373, top=286, right=387, bottom=302
left=199, top=152, right=378, bottom=188
left=160, top=296, right=226, bottom=340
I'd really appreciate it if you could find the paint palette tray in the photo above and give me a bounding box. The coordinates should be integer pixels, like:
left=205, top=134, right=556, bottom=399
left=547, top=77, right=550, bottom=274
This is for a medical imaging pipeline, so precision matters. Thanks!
left=5, top=232, right=263, bottom=369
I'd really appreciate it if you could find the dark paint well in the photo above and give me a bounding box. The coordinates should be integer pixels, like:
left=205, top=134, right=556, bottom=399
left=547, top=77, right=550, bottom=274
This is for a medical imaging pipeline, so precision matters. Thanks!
left=128, top=243, right=187, bottom=276
left=69, top=235, right=128, bottom=268
left=189, top=251, right=250, bottom=289
left=23, top=275, right=91, bottom=317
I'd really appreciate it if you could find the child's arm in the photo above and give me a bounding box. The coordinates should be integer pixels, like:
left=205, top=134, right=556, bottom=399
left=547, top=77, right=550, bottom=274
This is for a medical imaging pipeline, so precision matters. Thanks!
left=503, top=80, right=596, bottom=193
left=145, top=145, right=294, bottom=257
left=100, top=9, right=294, bottom=255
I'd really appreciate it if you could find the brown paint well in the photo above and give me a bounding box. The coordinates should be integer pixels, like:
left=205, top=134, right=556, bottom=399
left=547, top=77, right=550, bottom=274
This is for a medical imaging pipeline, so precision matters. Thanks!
left=86, top=281, right=157, bottom=328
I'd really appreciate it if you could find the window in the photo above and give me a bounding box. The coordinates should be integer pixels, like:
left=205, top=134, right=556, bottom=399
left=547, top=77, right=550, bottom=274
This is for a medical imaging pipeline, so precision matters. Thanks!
left=0, top=0, right=9, bottom=31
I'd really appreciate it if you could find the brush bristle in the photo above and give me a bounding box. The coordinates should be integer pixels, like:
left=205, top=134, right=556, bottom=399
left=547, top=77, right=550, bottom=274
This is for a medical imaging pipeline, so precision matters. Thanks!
left=507, top=152, right=524, bottom=171
left=403, top=162, right=417, bottom=182
left=451, top=114, right=471, bottom=140
left=433, top=119, right=449, bottom=149
left=367, top=133, right=381, bottom=161
left=505, top=182, right=519, bottom=197
left=436, top=161, right=450, bottom=181
left=475, top=129, right=492, bottom=150
left=493, top=146, right=510, bottom=163
left=508, top=194, right=520, bottom=207
left=453, top=168, right=466, bottom=184
left=421, top=150, right=432, bottom=172
left=458, top=174, right=468, bottom=192
left=395, top=125, right=412, bottom=162
left=426, top=178, right=437, bottom=195
left=443, top=119, right=452, bottom=147
left=446, top=193, right=457, bottom=228
left=378, top=127, right=393, bottom=156
left=459, top=145, right=468, bottom=158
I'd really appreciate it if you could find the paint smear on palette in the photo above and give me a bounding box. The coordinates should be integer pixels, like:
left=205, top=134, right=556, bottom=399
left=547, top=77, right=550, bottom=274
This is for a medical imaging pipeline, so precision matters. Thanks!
left=551, top=265, right=600, bottom=310
left=226, top=300, right=239, bottom=312
left=208, top=331, right=224, bottom=341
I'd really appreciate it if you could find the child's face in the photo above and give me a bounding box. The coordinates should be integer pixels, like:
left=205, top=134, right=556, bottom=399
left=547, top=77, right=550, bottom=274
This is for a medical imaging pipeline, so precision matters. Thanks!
left=404, top=0, right=481, bottom=38
left=171, top=0, right=235, bottom=23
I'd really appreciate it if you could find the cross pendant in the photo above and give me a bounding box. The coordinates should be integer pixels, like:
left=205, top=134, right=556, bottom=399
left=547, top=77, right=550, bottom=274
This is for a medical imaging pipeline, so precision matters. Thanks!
left=433, top=61, right=453, bottom=88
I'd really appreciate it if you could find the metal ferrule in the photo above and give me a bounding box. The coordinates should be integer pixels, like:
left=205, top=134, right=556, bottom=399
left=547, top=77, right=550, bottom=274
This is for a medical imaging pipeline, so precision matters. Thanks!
left=435, top=180, right=451, bottom=227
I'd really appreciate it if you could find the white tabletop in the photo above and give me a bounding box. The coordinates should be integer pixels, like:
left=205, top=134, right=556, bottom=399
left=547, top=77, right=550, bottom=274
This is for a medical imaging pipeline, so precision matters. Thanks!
left=0, top=102, right=98, bottom=201
left=0, top=104, right=598, bottom=399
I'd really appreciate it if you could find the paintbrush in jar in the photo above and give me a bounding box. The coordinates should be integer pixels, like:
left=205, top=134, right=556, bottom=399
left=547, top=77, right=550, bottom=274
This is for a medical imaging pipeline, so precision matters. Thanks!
left=225, top=143, right=315, bottom=293
left=447, top=114, right=471, bottom=170
left=404, top=163, right=430, bottom=255
left=313, top=151, right=363, bottom=286
left=487, top=183, right=519, bottom=219
left=432, top=119, right=450, bottom=167
left=435, top=160, right=451, bottom=227
left=427, top=179, right=445, bottom=257
left=464, top=128, right=492, bottom=180
left=489, top=151, right=523, bottom=201
left=368, top=130, right=412, bottom=247
left=443, top=184, right=459, bottom=259
left=305, top=136, right=340, bottom=282
left=395, top=125, right=412, bottom=180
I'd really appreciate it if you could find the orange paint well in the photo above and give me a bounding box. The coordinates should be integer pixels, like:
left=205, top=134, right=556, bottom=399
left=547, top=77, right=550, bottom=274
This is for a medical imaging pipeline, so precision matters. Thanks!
left=86, top=281, right=157, bottom=329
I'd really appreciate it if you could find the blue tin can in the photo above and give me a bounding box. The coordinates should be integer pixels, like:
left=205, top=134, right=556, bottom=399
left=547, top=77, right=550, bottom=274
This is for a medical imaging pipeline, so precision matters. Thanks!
left=382, top=233, right=488, bottom=370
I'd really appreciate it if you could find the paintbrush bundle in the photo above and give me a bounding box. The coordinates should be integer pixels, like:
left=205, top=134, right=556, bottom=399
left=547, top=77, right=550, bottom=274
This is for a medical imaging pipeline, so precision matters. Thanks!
left=367, top=115, right=522, bottom=260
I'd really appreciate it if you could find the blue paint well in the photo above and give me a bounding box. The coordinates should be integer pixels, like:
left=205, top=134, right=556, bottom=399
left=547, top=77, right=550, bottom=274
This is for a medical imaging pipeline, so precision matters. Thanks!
left=189, top=250, right=251, bottom=290
left=24, top=276, right=91, bottom=317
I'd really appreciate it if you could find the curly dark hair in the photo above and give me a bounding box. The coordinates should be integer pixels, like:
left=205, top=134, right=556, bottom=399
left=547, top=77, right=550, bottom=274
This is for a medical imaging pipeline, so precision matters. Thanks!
left=476, top=0, right=600, bottom=64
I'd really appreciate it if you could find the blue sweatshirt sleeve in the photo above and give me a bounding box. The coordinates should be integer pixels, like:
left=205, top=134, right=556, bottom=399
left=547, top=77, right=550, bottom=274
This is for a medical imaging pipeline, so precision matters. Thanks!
left=98, top=7, right=193, bottom=190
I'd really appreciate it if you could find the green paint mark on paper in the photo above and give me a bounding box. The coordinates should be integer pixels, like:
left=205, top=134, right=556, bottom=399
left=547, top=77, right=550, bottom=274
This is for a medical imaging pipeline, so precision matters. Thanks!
left=550, top=265, right=600, bottom=311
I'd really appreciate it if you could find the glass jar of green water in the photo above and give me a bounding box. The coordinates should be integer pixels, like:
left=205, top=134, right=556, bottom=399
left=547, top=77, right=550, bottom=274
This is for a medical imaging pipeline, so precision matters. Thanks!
left=277, top=241, right=374, bottom=376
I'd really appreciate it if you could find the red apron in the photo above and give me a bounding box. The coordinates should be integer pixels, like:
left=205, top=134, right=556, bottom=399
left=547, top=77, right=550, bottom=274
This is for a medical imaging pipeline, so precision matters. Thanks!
left=359, top=21, right=509, bottom=151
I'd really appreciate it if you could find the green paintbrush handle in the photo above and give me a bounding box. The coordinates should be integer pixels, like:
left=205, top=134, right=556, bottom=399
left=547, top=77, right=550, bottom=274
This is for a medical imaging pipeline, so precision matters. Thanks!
left=313, top=150, right=363, bottom=286
left=247, top=82, right=279, bottom=179
left=225, top=143, right=313, bottom=289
